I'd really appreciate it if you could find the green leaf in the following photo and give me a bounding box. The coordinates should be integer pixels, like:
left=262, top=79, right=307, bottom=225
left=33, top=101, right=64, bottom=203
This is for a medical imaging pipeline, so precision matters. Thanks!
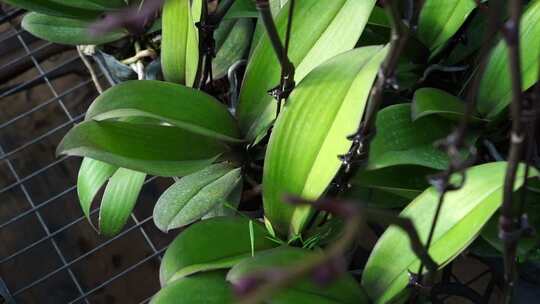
left=367, top=103, right=454, bottom=171
left=349, top=166, right=433, bottom=200
left=22, top=13, right=127, bottom=45
left=227, top=247, right=369, bottom=304
left=412, top=87, right=486, bottom=123
left=159, top=217, right=277, bottom=285
left=477, top=0, right=540, bottom=118
left=153, top=163, right=242, bottom=232
left=238, top=0, right=377, bottom=141
left=57, top=120, right=227, bottom=177
left=49, top=0, right=127, bottom=10
left=161, top=0, right=200, bottom=85
left=4, top=0, right=104, bottom=19
left=446, top=11, right=488, bottom=64
left=225, top=0, right=257, bottom=19
left=263, top=46, right=388, bottom=237
left=150, top=271, right=234, bottom=304
left=361, top=162, right=539, bottom=304
left=77, top=157, right=118, bottom=219
left=99, top=168, right=146, bottom=237
left=417, top=0, right=477, bottom=52
left=213, top=19, right=254, bottom=79
left=85, top=80, right=241, bottom=142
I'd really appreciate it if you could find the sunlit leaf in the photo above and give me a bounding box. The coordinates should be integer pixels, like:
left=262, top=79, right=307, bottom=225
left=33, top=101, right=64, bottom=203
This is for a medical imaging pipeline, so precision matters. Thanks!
left=362, top=162, right=539, bottom=303
left=150, top=271, right=234, bottom=304
left=57, top=120, right=227, bottom=177
left=227, top=247, right=369, bottom=303
left=263, top=46, right=387, bottom=237
left=160, top=217, right=276, bottom=285
left=22, top=13, right=127, bottom=45
left=477, top=0, right=540, bottom=118
left=417, top=0, right=477, bottom=52
left=161, top=0, right=200, bottom=85
left=238, top=0, right=377, bottom=141
left=99, top=168, right=146, bottom=237
left=85, top=80, right=241, bottom=142
left=77, top=158, right=118, bottom=219
left=153, top=163, right=241, bottom=232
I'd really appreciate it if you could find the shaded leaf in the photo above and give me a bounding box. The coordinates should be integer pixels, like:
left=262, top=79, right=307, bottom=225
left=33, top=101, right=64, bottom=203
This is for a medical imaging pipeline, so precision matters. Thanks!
left=263, top=46, right=387, bottom=237
left=77, top=157, right=118, bottom=219
left=213, top=19, right=254, bottom=79
left=5, top=0, right=104, bottom=19
left=227, top=247, right=368, bottom=304
left=85, top=80, right=241, bottom=142
left=417, top=0, right=477, bottom=52
left=226, top=0, right=257, bottom=19
left=150, top=271, right=234, bottom=304
left=99, top=168, right=146, bottom=237
left=49, top=0, right=127, bottom=10
left=159, top=217, right=276, bottom=285
left=57, top=120, right=227, bottom=177
left=238, top=0, right=377, bottom=141
left=362, top=162, right=539, bottom=303
left=367, top=103, right=454, bottom=171
left=153, top=163, right=241, bottom=232
left=477, top=0, right=540, bottom=118
left=412, top=87, right=486, bottom=123
left=22, top=12, right=127, bottom=45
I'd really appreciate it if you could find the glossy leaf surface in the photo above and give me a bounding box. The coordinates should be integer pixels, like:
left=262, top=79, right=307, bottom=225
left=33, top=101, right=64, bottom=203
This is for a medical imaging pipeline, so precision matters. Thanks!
left=153, top=163, right=241, bottom=232
left=417, top=0, right=476, bottom=51
left=263, top=46, right=387, bottom=237
left=238, top=0, right=376, bottom=141
left=99, top=168, right=146, bottom=237
left=5, top=0, right=103, bottom=19
left=159, top=217, right=276, bottom=285
left=86, top=80, right=241, bottom=142
left=57, top=120, right=227, bottom=177
left=227, top=247, right=368, bottom=303
left=151, top=271, right=233, bottom=304
left=213, top=19, right=254, bottom=79
left=22, top=13, right=127, bottom=45
left=362, top=162, right=538, bottom=303
left=477, top=0, right=540, bottom=118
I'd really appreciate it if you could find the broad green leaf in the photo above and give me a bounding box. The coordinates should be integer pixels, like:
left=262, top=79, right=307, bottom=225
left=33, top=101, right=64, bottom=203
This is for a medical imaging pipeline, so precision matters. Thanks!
left=446, top=11, right=488, bottom=64
left=22, top=13, right=127, bottom=45
left=153, top=163, right=241, bottom=232
left=263, top=46, right=388, bottom=237
left=160, top=217, right=276, bottom=285
left=213, top=19, right=254, bottom=79
left=186, top=0, right=202, bottom=86
left=162, top=0, right=199, bottom=85
left=49, top=0, right=127, bottom=10
left=77, top=157, right=118, bottom=219
left=99, top=168, right=146, bottom=237
left=477, top=0, right=540, bottom=118
left=346, top=187, right=412, bottom=209
left=4, top=0, right=103, bottom=19
left=349, top=166, right=433, bottom=200
left=367, top=103, right=453, bottom=171
left=151, top=271, right=234, bottom=304
left=417, top=0, right=477, bottom=52
left=57, top=120, right=227, bottom=177
left=226, top=0, right=257, bottom=19
left=202, top=180, right=243, bottom=219
left=238, top=0, right=377, bottom=141
left=85, top=80, right=241, bottom=142
left=412, top=87, right=486, bottom=123
left=227, top=247, right=368, bottom=304
left=362, top=162, right=539, bottom=304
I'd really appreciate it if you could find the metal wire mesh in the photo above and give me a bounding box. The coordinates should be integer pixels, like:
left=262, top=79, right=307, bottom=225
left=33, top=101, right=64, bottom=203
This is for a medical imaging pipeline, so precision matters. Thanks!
left=0, top=5, right=175, bottom=303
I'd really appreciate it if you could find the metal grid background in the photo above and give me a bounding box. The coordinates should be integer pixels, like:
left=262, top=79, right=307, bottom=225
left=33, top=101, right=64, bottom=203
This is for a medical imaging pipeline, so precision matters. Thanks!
left=0, top=5, right=176, bottom=303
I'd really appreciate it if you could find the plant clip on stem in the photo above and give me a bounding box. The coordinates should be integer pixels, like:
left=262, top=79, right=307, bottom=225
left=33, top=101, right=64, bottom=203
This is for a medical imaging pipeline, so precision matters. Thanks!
left=255, top=0, right=296, bottom=116
left=331, top=0, right=409, bottom=194
left=194, top=0, right=237, bottom=89
left=234, top=196, right=437, bottom=304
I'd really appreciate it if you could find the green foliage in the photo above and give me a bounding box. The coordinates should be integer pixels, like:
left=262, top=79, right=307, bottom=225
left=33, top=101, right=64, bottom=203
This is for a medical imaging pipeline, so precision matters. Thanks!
left=263, top=46, right=387, bottom=237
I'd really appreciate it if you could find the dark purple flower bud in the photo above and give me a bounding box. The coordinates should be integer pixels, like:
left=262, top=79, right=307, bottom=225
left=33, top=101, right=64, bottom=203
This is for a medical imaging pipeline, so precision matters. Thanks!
left=233, top=276, right=264, bottom=296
